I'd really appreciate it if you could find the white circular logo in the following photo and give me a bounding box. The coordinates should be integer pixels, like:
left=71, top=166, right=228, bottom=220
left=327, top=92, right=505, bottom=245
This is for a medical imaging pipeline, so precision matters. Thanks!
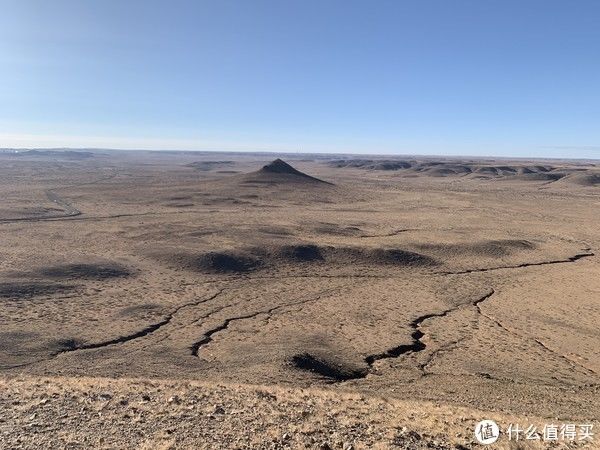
left=475, top=420, right=500, bottom=444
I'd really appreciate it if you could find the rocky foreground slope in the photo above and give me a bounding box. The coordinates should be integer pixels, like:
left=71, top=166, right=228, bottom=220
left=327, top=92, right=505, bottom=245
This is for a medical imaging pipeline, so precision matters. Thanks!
left=0, top=376, right=591, bottom=449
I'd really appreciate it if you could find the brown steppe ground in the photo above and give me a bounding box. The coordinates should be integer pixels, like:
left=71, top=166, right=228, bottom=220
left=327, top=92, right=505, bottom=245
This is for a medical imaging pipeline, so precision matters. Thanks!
left=1, top=149, right=599, bottom=449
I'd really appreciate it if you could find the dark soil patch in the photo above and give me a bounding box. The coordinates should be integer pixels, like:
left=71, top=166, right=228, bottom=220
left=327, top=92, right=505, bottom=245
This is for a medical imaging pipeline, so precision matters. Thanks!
left=328, top=159, right=413, bottom=170
left=515, top=172, right=565, bottom=181
left=475, top=167, right=499, bottom=175
left=367, top=248, right=438, bottom=267
left=0, top=331, right=40, bottom=350
left=191, top=252, right=262, bottom=273
left=170, top=243, right=437, bottom=274
left=566, top=173, right=600, bottom=186
left=0, top=282, right=77, bottom=299
left=313, top=224, right=363, bottom=236
left=187, top=161, right=234, bottom=171
left=118, top=303, right=162, bottom=316
left=53, top=338, right=84, bottom=351
left=279, top=245, right=324, bottom=262
left=291, top=353, right=368, bottom=382
left=39, top=263, right=132, bottom=280
left=416, top=239, right=535, bottom=258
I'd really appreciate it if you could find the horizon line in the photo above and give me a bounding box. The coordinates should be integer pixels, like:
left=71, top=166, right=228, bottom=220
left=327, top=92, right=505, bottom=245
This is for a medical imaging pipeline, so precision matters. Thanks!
left=1, top=147, right=599, bottom=162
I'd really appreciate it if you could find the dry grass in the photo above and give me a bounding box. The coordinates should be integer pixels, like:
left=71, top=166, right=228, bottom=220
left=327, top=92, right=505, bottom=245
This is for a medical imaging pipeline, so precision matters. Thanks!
left=0, top=151, right=599, bottom=447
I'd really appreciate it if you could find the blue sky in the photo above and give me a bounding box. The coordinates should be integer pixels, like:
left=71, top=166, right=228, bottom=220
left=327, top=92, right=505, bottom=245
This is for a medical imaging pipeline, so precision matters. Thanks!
left=1, top=0, right=599, bottom=158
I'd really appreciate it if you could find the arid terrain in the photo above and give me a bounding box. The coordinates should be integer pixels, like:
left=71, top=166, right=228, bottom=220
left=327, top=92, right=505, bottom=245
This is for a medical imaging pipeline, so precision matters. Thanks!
left=1, top=149, right=599, bottom=449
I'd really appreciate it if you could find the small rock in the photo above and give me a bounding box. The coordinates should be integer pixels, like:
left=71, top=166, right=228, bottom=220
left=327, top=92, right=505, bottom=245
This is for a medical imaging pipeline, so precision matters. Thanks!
left=167, top=395, right=180, bottom=405
left=406, top=431, right=421, bottom=440
left=213, top=405, right=225, bottom=414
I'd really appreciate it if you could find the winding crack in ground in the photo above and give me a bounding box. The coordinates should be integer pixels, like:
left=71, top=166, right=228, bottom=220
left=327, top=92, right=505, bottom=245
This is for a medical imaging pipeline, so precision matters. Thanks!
left=190, top=311, right=267, bottom=357
left=348, top=248, right=596, bottom=381
left=361, top=290, right=495, bottom=374
left=474, top=299, right=598, bottom=377
left=355, top=283, right=597, bottom=383
left=358, top=229, right=413, bottom=238
left=436, top=251, right=594, bottom=275
left=190, top=288, right=340, bottom=357
left=418, top=291, right=492, bottom=375
left=7, top=245, right=596, bottom=382
left=57, top=289, right=225, bottom=355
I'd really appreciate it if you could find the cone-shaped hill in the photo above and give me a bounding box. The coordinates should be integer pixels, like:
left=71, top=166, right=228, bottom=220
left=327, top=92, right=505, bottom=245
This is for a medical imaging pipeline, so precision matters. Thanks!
left=241, top=159, right=333, bottom=185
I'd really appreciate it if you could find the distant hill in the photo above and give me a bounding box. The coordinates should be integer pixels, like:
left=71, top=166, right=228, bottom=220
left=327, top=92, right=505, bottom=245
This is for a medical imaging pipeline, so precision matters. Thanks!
left=241, top=159, right=333, bottom=185
left=1, top=149, right=94, bottom=159
left=186, top=160, right=234, bottom=171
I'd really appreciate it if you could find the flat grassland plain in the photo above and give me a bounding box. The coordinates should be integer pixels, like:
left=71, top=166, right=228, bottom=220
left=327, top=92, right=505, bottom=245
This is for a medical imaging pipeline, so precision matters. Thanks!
left=1, top=149, right=599, bottom=449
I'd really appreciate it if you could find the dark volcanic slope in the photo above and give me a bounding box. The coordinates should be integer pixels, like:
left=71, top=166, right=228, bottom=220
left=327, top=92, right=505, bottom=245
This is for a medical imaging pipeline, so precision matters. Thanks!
left=243, top=159, right=333, bottom=185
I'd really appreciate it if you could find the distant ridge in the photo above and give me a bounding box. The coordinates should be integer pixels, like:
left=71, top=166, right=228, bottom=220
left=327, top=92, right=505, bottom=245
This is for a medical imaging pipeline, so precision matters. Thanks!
left=244, top=159, right=333, bottom=185
left=0, top=149, right=94, bottom=159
